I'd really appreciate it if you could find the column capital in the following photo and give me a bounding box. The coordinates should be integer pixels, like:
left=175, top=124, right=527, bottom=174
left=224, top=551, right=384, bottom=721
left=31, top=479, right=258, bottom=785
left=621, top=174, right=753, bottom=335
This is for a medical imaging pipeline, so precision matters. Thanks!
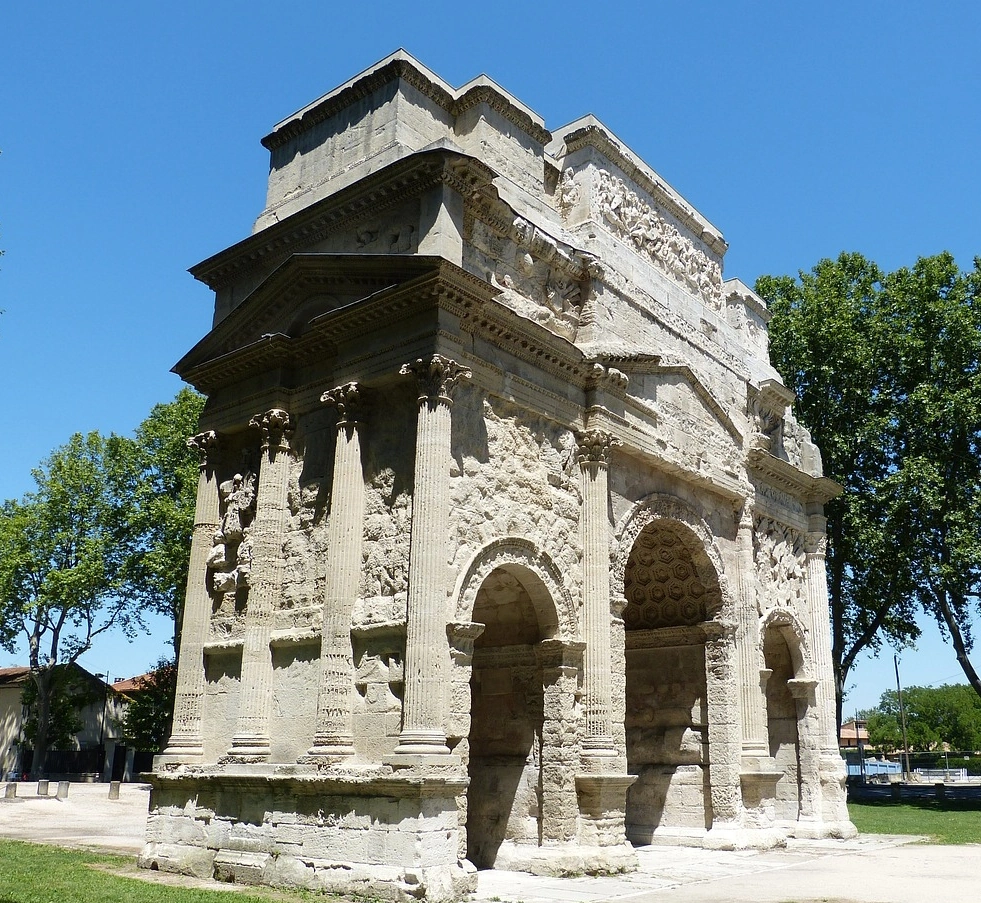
left=575, top=428, right=620, bottom=467
left=804, top=531, right=827, bottom=558
left=250, top=409, right=293, bottom=452
left=737, top=493, right=756, bottom=531
left=187, top=430, right=220, bottom=469
left=321, top=382, right=365, bottom=424
left=400, top=354, right=471, bottom=407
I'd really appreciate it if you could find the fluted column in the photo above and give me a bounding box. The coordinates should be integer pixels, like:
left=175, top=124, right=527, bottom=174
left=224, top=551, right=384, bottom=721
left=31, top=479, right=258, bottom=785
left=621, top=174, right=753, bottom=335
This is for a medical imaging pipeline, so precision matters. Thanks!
left=308, top=384, right=365, bottom=758
left=803, top=513, right=853, bottom=833
left=163, top=430, right=220, bottom=758
left=735, top=497, right=768, bottom=758
left=393, top=355, right=471, bottom=757
left=226, top=409, right=293, bottom=760
left=804, top=517, right=837, bottom=753
left=577, top=429, right=619, bottom=760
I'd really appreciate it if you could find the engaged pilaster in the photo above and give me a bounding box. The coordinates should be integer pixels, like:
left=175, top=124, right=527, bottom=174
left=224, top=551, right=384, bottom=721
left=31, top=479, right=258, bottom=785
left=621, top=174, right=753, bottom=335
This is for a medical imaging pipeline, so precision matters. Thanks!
left=162, top=430, right=220, bottom=759
left=577, top=429, right=619, bottom=761
left=804, top=519, right=837, bottom=753
left=734, top=496, right=769, bottom=759
left=393, top=355, right=471, bottom=758
left=702, top=620, right=744, bottom=836
left=307, top=384, right=365, bottom=759
left=803, top=514, right=854, bottom=833
left=226, top=409, right=293, bottom=761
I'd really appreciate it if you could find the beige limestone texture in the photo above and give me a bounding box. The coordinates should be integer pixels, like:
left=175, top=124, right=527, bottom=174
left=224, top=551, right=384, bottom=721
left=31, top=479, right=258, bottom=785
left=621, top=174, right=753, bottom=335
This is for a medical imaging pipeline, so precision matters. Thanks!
left=149, top=50, right=853, bottom=902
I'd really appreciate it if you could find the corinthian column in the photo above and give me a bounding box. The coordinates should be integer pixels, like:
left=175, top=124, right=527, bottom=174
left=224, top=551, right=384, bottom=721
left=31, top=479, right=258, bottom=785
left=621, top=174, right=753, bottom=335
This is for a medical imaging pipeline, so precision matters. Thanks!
left=804, top=517, right=837, bottom=753
left=163, top=430, right=220, bottom=759
left=393, top=355, right=471, bottom=757
left=307, top=383, right=365, bottom=759
left=577, top=429, right=619, bottom=760
left=226, top=409, right=293, bottom=760
left=734, top=496, right=768, bottom=759
left=802, top=513, right=855, bottom=834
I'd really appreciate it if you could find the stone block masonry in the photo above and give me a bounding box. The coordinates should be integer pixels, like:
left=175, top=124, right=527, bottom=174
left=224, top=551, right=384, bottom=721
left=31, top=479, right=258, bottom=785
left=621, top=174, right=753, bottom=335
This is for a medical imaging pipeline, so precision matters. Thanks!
left=146, top=49, right=853, bottom=902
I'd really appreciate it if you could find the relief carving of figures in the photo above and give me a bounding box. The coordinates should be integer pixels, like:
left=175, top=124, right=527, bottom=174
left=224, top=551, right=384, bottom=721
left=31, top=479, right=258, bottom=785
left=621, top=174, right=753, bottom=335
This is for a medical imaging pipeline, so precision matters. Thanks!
left=595, top=170, right=723, bottom=309
left=557, top=167, right=581, bottom=214
left=749, top=393, right=783, bottom=454
left=753, top=516, right=807, bottom=614
left=471, top=217, right=586, bottom=339
left=207, top=470, right=257, bottom=594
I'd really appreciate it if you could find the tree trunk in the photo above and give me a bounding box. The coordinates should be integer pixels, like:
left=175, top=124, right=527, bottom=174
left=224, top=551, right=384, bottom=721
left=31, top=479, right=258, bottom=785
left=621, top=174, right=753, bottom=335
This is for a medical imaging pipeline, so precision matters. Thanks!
left=935, top=592, right=981, bottom=701
left=29, top=670, right=54, bottom=780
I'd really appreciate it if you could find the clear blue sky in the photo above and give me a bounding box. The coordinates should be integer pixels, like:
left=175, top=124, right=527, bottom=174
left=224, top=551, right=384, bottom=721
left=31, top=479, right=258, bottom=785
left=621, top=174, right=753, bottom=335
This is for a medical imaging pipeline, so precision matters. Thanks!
left=2, top=2, right=979, bottom=711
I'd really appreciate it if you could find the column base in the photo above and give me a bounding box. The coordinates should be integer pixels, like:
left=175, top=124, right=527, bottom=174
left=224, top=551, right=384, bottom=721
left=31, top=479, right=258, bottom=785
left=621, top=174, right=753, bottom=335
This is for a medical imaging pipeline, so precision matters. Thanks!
left=159, top=736, right=204, bottom=760
left=302, top=738, right=356, bottom=760
left=392, top=729, right=451, bottom=757
left=223, top=736, right=271, bottom=761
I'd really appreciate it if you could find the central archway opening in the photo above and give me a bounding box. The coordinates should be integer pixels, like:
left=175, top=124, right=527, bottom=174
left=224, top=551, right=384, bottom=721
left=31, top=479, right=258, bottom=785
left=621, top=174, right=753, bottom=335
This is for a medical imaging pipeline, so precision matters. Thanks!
left=467, top=566, right=547, bottom=868
left=622, top=519, right=718, bottom=842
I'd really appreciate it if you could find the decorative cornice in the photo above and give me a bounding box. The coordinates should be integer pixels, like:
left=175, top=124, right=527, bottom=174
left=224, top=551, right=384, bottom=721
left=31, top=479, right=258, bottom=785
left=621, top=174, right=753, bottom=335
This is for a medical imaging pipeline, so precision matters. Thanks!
left=261, top=55, right=551, bottom=152
left=262, top=57, right=457, bottom=151
left=747, top=447, right=841, bottom=506
left=189, top=150, right=496, bottom=292
left=452, top=84, right=552, bottom=145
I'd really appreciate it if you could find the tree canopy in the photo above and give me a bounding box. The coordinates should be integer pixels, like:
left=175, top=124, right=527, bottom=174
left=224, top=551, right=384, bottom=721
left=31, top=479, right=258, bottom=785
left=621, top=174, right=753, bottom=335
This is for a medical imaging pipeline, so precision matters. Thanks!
left=757, top=252, right=981, bottom=723
left=116, top=387, right=206, bottom=650
left=863, top=684, right=981, bottom=752
left=0, top=388, right=204, bottom=776
left=120, top=658, right=177, bottom=753
left=0, top=431, right=139, bottom=776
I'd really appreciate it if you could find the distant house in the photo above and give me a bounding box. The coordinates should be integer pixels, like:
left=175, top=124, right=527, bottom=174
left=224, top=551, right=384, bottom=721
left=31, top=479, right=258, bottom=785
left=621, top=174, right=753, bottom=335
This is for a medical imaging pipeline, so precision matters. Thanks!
left=0, top=664, right=127, bottom=779
left=840, top=719, right=869, bottom=749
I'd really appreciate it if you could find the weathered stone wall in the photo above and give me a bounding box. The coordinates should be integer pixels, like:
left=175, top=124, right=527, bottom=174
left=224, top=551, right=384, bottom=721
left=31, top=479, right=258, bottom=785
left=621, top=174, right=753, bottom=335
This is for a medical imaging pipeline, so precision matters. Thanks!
left=153, top=50, right=854, bottom=902
left=449, top=390, right=581, bottom=607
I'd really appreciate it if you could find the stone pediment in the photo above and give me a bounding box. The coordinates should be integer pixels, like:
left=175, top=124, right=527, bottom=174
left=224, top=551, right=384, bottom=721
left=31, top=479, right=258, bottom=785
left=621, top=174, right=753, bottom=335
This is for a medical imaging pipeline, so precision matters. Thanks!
left=597, top=354, right=741, bottom=446
left=179, top=254, right=442, bottom=365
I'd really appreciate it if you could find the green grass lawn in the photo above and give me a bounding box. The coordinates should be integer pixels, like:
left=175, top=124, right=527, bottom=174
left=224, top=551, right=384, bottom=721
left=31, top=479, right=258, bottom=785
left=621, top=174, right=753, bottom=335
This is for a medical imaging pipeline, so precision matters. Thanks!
left=848, top=798, right=981, bottom=844
left=0, top=839, right=320, bottom=903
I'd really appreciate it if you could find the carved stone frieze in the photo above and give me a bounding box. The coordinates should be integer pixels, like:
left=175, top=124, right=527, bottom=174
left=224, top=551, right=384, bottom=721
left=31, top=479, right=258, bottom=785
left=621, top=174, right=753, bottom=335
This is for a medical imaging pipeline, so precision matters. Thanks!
left=206, top=470, right=257, bottom=594
left=595, top=170, right=723, bottom=309
left=753, top=515, right=807, bottom=614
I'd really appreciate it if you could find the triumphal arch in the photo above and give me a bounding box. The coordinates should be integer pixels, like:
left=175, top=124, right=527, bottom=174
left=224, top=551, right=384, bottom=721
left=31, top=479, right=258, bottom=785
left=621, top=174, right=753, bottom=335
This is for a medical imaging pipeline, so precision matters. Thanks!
left=141, top=52, right=854, bottom=900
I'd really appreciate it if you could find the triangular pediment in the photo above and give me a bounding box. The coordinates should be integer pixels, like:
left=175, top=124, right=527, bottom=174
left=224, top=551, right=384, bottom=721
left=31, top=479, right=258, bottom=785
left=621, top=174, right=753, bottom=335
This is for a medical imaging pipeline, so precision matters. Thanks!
left=175, top=254, right=449, bottom=377
left=601, top=355, right=742, bottom=447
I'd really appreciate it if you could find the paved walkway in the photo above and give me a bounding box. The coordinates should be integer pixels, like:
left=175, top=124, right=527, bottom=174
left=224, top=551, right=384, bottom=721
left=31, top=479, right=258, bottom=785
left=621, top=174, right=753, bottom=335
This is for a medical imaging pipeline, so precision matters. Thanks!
left=1, top=782, right=978, bottom=902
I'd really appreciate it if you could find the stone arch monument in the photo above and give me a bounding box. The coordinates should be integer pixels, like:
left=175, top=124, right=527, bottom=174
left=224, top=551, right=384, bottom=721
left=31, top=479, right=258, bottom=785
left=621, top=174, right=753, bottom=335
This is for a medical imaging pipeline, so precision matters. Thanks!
left=141, top=51, right=854, bottom=901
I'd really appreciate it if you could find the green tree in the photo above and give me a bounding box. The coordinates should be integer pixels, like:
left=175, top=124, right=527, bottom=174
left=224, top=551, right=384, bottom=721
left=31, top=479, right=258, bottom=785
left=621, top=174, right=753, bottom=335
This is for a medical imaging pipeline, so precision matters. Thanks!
left=757, top=253, right=920, bottom=728
left=758, top=252, right=981, bottom=722
left=116, top=387, right=205, bottom=652
left=864, top=684, right=981, bottom=751
left=20, top=666, right=101, bottom=751
left=882, top=255, right=981, bottom=699
left=0, top=433, right=140, bottom=778
left=119, top=658, right=177, bottom=752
